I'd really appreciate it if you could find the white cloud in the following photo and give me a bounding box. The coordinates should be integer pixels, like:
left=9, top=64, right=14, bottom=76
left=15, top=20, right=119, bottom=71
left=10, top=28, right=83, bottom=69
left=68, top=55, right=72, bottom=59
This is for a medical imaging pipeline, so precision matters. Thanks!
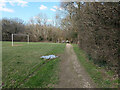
left=9, top=0, right=28, bottom=7
left=9, top=1, right=15, bottom=6
left=0, top=7, right=14, bottom=12
left=0, top=2, right=6, bottom=7
left=1, top=0, right=28, bottom=7
left=0, top=0, right=28, bottom=12
left=50, top=8, right=56, bottom=12
left=0, top=1, right=14, bottom=12
left=53, top=6, right=63, bottom=11
left=39, top=5, right=47, bottom=10
left=16, top=0, right=28, bottom=7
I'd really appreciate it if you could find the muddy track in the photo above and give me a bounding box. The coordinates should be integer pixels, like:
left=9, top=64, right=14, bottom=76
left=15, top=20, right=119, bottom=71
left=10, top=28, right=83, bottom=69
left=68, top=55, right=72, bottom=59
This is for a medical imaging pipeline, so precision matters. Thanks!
left=56, top=44, right=96, bottom=88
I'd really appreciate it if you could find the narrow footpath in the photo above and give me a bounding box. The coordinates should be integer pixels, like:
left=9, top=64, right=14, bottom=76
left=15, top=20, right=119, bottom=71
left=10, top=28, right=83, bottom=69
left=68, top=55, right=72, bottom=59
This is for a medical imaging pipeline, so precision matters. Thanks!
left=56, top=44, right=96, bottom=88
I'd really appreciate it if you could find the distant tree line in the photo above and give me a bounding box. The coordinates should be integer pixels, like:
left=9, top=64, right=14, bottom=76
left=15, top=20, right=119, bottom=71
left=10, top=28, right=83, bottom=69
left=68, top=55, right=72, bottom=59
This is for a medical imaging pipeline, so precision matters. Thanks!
left=1, top=13, right=63, bottom=42
left=60, top=2, right=119, bottom=72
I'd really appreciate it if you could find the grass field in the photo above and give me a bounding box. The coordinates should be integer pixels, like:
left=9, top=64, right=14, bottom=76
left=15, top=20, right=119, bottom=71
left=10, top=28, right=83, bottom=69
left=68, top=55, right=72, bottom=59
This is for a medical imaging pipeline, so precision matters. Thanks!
left=73, top=44, right=118, bottom=88
left=2, top=42, right=65, bottom=88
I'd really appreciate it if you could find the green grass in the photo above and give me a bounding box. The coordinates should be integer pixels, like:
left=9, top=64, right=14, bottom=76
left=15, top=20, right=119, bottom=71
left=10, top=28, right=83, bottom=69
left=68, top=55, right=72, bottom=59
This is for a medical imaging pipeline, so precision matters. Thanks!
left=73, top=44, right=118, bottom=88
left=2, top=41, right=65, bottom=88
left=21, top=58, right=59, bottom=88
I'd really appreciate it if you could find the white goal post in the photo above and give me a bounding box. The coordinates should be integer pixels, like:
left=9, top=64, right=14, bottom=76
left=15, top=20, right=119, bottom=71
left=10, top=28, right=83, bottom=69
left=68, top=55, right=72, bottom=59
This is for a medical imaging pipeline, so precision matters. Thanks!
left=12, top=34, right=29, bottom=46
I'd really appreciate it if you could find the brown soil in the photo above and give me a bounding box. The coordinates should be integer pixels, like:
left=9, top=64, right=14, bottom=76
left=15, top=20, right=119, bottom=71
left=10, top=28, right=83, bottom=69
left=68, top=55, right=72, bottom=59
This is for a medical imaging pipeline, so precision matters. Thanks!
left=55, top=44, right=96, bottom=88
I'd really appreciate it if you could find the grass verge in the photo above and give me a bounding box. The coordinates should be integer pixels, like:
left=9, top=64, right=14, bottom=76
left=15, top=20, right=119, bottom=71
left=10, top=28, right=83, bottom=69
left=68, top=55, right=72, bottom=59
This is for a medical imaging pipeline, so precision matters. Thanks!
left=73, top=44, right=118, bottom=88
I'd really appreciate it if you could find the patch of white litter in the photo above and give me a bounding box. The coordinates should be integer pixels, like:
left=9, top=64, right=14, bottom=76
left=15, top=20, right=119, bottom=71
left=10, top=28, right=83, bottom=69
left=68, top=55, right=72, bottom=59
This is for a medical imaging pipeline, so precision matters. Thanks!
left=40, top=55, right=58, bottom=59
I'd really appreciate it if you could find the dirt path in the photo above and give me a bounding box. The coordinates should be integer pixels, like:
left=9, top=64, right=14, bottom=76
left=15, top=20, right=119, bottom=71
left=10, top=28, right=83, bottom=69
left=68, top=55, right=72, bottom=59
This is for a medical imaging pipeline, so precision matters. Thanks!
left=56, top=44, right=96, bottom=88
